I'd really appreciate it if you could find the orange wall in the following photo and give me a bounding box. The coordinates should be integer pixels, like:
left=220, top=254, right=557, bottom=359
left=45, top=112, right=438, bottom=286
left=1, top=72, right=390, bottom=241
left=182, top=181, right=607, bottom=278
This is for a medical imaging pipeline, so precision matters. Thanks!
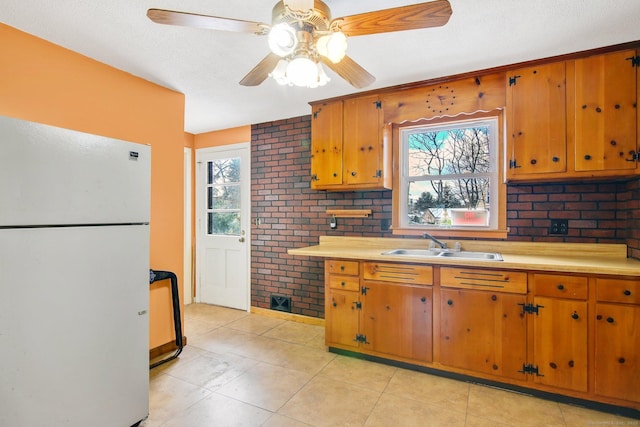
left=0, top=23, right=186, bottom=349
left=194, top=125, right=250, bottom=149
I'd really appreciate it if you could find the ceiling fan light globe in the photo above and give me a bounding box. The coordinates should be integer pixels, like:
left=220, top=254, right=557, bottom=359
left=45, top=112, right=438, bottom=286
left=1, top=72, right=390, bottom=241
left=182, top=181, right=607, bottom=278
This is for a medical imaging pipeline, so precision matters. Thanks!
left=268, top=23, right=298, bottom=57
left=287, top=56, right=318, bottom=87
left=316, top=32, right=347, bottom=63
left=269, top=59, right=290, bottom=85
left=317, top=62, right=330, bottom=86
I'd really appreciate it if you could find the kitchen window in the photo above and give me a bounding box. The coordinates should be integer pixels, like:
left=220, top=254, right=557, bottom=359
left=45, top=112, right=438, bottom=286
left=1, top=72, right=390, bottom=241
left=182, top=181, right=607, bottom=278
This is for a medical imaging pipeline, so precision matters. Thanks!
left=392, top=112, right=507, bottom=238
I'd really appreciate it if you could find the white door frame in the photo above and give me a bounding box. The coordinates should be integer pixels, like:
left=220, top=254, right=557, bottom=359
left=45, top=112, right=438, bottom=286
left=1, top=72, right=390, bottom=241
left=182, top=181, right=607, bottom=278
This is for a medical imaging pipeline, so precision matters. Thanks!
left=195, top=143, right=251, bottom=311
left=183, top=147, right=193, bottom=304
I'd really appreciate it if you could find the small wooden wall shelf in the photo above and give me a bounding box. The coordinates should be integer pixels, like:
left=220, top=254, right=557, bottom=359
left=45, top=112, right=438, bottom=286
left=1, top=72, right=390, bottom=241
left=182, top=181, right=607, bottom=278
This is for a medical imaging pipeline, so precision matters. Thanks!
left=325, top=209, right=372, bottom=218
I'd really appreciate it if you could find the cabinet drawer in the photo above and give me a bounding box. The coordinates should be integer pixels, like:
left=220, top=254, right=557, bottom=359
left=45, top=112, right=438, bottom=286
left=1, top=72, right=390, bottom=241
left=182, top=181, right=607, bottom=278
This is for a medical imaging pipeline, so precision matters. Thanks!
left=363, top=262, right=432, bottom=285
left=534, top=274, right=588, bottom=300
left=596, top=278, right=640, bottom=304
left=328, top=275, right=360, bottom=291
left=441, top=267, right=527, bottom=294
left=326, top=260, right=359, bottom=276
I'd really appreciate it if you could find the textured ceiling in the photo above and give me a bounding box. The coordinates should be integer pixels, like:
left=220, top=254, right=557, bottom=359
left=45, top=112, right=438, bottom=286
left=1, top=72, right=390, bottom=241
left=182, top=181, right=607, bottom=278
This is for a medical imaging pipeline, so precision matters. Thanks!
left=3, top=0, right=640, bottom=134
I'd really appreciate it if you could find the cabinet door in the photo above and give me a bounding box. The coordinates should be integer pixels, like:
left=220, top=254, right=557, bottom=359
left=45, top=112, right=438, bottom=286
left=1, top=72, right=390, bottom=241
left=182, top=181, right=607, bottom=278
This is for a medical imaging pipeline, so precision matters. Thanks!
left=440, top=289, right=527, bottom=380
left=325, top=289, right=359, bottom=349
left=507, top=62, right=567, bottom=176
left=360, top=282, right=432, bottom=362
left=594, top=303, right=640, bottom=402
left=533, top=297, right=588, bottom=392
left=574, top=50, right=638, bottom=172
left=343, top=95, right=383, bottom=186
left=310, top=101, right=343, bottom=188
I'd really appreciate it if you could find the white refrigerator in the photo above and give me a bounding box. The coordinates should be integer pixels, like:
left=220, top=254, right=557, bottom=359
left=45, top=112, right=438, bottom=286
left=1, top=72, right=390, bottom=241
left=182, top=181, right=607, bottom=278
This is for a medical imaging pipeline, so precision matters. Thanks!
left=0, top=116, right=150, bottom=427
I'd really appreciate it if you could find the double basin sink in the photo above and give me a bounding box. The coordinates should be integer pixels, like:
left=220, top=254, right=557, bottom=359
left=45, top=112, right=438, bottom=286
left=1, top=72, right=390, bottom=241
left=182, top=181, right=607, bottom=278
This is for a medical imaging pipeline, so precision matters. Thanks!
left=382, top=248, right=503, bottom=261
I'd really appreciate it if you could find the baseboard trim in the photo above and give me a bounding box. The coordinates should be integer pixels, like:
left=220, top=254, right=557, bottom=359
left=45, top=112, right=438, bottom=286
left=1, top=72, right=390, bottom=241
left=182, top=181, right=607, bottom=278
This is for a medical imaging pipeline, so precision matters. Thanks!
left=149, top=336, right=188, bottom=360
left=250, top=306, right=325, bottom=327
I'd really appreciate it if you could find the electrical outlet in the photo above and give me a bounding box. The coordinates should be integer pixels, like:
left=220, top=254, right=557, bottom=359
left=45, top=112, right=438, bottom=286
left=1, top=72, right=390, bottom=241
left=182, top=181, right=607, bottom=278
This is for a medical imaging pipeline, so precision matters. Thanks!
left=549, top=219, right=568, bottom=235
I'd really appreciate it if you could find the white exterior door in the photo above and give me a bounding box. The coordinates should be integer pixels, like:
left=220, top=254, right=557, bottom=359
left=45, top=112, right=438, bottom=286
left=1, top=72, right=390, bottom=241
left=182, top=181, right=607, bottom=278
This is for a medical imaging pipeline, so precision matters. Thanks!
left=195, top=144, right=250, bottom=310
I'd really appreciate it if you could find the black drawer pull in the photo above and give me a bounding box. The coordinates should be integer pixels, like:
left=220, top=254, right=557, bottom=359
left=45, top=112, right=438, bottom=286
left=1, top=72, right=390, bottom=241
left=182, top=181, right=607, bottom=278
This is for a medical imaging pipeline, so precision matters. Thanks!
left=606, top=317, right=615, bottom=323
left=447, top=299, right=453, bottom=306
left=420, top=297, right=427, bottom=303
left=571, top=312, right=579, bottom=320
left=623, top=290, right=632, bottom=296
left=557, top=284, right=565, bottom=290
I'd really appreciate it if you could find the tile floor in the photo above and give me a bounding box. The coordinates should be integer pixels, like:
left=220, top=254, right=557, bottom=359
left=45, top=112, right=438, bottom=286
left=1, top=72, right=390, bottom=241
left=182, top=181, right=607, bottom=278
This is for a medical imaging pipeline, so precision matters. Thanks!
left=144, top=303, right=639, bottom=427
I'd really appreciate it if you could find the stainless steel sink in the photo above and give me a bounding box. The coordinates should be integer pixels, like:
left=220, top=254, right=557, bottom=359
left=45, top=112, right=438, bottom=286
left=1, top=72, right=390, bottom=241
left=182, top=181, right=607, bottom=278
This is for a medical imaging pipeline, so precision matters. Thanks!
left=382, top=248, right=503, bottom=261
left=438, top=251, right=503, bottom=261
left=381, top=249, right=442, bottom=257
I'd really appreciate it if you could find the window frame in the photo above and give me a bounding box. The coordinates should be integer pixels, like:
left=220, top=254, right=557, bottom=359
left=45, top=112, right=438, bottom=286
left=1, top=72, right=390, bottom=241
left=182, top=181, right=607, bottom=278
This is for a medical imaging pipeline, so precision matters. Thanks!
left=391, top=110, right=508, bottom=239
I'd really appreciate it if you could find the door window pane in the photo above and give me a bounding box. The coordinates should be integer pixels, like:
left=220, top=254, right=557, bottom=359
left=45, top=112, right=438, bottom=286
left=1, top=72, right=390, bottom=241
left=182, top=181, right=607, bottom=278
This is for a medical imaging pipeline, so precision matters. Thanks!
left=206, top=157, right=241, bottom=235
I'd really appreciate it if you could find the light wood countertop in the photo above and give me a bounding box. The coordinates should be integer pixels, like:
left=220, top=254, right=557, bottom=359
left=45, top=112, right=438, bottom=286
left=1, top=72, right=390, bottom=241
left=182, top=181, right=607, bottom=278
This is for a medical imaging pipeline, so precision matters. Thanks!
left=288, top=236, right=640, bottom=277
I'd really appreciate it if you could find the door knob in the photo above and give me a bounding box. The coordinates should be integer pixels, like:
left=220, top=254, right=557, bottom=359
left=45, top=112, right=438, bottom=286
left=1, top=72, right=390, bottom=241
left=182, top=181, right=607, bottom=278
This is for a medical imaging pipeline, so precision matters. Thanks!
left=239, top=237, right=245, bottom=242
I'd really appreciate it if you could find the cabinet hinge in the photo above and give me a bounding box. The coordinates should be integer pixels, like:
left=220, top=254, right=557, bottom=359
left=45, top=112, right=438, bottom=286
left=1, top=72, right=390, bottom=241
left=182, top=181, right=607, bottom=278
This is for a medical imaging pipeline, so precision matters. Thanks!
left=518, top=364, right=544, bottom=376
left=508, top=75, right=521, bottom=86
left=509, top=159, right=522, bottom=169
left=374, top=100, right=382, bottom=109
left=626, top=56, right=640, bottom=67
left=374, top=170, right=382, bottom=178
left=313, top=110, right=320, bottom=119
left=355, top=301, right=362, bottom=310
left=519, top=303, right=545, bottom=315
left=311, top=174, right=318, bottom=181
left=361, top=286, right=369, bottom=295
left=354, top=333, right=369, bottom=344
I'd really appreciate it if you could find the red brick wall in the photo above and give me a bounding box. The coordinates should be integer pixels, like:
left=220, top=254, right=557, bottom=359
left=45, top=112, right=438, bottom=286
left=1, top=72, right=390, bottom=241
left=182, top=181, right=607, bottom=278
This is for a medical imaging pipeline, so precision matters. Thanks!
left=251, top=116, right=640, bottom=318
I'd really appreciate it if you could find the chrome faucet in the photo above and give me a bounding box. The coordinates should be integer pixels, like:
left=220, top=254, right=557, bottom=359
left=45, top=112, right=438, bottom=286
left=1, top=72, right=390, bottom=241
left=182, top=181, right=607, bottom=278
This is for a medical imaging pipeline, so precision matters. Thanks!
left=423, top=232, right=446, bottom=249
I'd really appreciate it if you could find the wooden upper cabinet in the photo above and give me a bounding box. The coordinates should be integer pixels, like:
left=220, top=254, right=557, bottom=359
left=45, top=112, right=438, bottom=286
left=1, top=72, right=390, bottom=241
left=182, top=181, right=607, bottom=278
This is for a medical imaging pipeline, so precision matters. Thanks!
left=310, top=95, right=391, bottom=191
left=573, top=49, right=638, bottom=173
left=310, top=101, right=343, bottom=188
left=507, top=62, right=567, bottom=177
left=343, top=95, right=384, bottom=186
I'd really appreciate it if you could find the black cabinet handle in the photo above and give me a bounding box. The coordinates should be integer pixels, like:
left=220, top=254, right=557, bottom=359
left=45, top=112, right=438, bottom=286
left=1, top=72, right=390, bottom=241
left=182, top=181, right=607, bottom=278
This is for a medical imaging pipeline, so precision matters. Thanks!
left=619, top=357, right=626, bottom=364
left=584, top=154, right=592, bottom=160
left=530, top=159, right=537, bottom=165
left=571, top=312, right=579, bottom=320
left=552, top=156, right=559, bottom=162
left=341, top=281, right=346, bottom=287
left=447, top=299, right=453, bottom=306
left=420, top=297, right=427, bottom=303
left=623, top=290, right=632, bottom=296
left=557, top=284, right=565, bottom=290
left=351, top=171, right=357, bottom=177
left=491, top=295, right=497, bottom=301
left=606, top=317, right=615, bottom=323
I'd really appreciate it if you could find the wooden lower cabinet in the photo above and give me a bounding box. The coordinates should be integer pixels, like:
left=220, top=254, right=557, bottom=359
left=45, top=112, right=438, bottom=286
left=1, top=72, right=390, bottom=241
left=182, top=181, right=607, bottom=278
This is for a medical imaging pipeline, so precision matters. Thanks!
left=440, top=288, right=527, bottom=380
left=532, top=297, right=588, bottom=392
left=594, top=303, right=640, bottom=402
left=323, top=259, right=640, bottom=412
left=326, top=288, right=359, bottom=349
left=360, top=282, right=432, bottom=362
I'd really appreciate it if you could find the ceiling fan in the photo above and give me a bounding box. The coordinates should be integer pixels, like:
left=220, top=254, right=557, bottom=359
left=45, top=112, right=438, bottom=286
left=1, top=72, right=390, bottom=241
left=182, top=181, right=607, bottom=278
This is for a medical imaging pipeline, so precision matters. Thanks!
left=147, top=0, right=452, bottom=89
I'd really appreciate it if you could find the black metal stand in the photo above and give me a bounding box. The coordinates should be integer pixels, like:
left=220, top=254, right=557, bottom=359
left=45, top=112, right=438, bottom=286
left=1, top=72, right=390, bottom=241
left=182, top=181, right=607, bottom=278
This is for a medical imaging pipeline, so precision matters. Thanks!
left=149, top=269, right=183, bottom=369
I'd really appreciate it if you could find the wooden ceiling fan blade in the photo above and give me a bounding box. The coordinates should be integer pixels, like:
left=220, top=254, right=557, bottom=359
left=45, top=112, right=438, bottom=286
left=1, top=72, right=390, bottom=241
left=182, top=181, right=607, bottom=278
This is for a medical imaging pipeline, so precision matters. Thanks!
left=321, top=56, right=375, bottom=89
left=240, top=53, right=282, bottom=86
left=147, top=9, right=267, bottom=34
left=334, top=0, right=452, bottom=37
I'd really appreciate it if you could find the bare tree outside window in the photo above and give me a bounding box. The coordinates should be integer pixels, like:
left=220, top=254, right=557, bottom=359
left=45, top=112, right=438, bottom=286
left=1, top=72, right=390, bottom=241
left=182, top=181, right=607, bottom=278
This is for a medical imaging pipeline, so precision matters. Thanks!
left=401, top=118, right=497, bottom=228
